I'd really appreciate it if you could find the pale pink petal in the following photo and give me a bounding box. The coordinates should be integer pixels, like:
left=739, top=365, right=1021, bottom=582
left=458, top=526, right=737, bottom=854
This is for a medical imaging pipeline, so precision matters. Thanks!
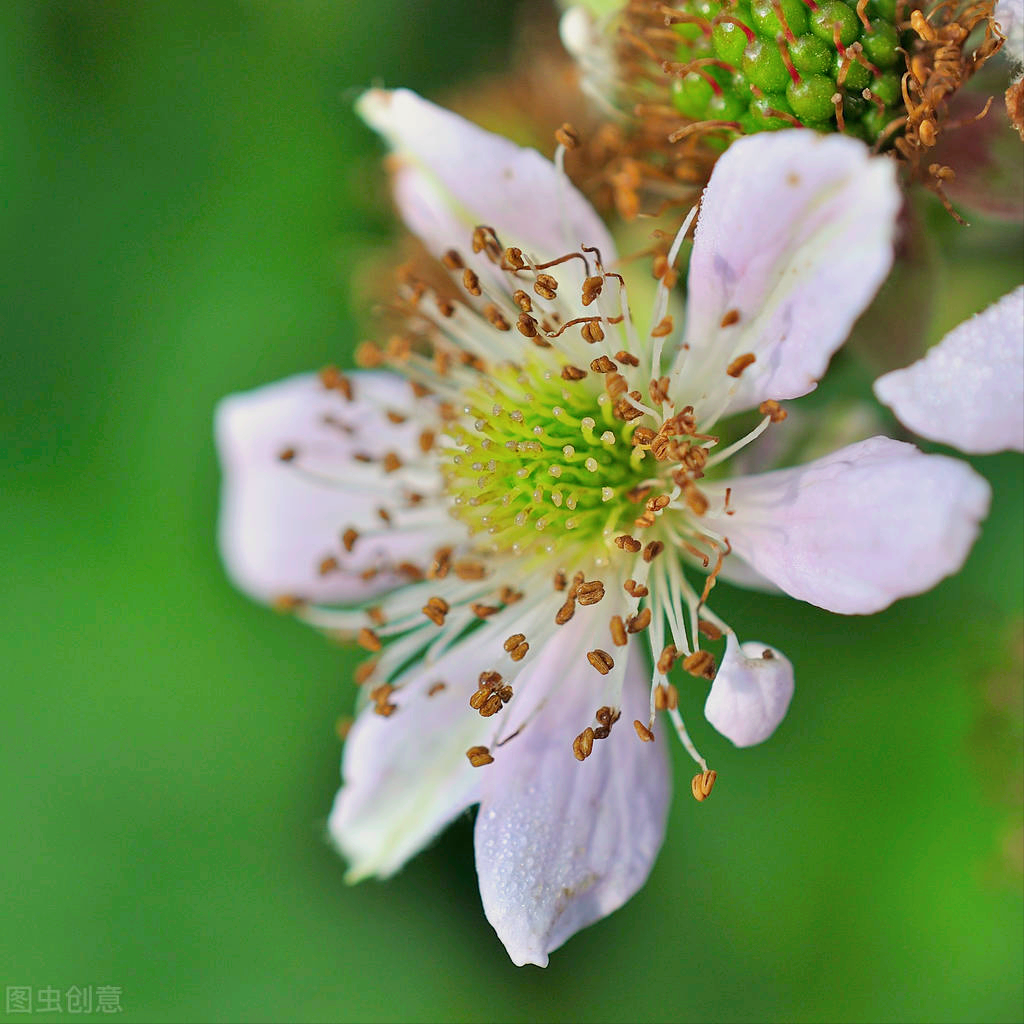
left=873, top=287, right=1024, bottom=454
left=997, top=0, right=1024, bottom=66
left=357, top=88, right=616, bottom=270
left=327, top=625, right=504, bottom=880
left=215, top=371, right=457, bottom=605
left=704, top=636, right=794, bottom=747
left=680, top=131, right=900, bottom=414
left=474, top=639, right=670, bottom=967
left=702, top=437, right=992, bottom=614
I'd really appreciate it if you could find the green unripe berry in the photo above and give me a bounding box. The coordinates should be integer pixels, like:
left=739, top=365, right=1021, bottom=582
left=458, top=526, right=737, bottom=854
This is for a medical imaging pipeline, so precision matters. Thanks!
left=712, top=20, right=753, bottom=66
left=707, top=86, right=750, bottom=121
left=742, top=36, right=792, bottom=92
left=750, top=92, right=796, bottom=129
left=789, top=33, right=832, bottom=75
left=787, top=74, right=838, bottom=123
left=750, top=0, right=809, bottom=39
left=671, top=72, right=714, bottom=119
left=869, top=71, right=901, bottom=107
left=810, top=1, right=861, bottom=47
left=861, top=104, right=897, bottom=140
left=861, top=22, right=900, bottom=68
left=836, top=52, right=871, bottom=91
left=866, top=0, right=897, bottom=22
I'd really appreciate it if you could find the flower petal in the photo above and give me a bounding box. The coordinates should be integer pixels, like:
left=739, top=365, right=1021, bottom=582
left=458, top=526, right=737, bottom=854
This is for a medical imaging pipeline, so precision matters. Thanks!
left=702, top=437, right=992, bottom=615
left=474, top=635, right=670, bottom=967
left=215, top=371, right=457, bottom=605
left=997, top=0, right=1024, bottom=66
left=357, top=88, right=616, bottom=270
left=679, top=131, right=899, bottom=415
left=704, top=636, right=794, bottom=747
left=873, top=286, right=1024, bottom=454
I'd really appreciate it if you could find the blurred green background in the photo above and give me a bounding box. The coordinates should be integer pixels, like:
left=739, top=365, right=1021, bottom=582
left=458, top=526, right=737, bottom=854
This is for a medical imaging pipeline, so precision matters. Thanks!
left=3, top=2, right=1022, bottom=1022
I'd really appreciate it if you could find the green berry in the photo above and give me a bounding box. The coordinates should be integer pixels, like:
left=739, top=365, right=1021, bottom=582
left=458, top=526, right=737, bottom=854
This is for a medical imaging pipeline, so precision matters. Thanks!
left=742, top=36, right=792, bottom=92
left=861, top=21, right=900, bottom=69
left=712, top=20, right=753, bottom=66
left=671, top=72, right=715, bottom=119
left=750, top=0, right=809, bottom=39
left=789, top=34, right=832, bottom=75
left=750, top=92, right=796, bottom=130
left=787, top=74, right=837, bottom=122
left=836, top=51, right=871, bottom=91
left=869, top=71, right=901, bottom=107
left=810, top=1, right=861, bottom=47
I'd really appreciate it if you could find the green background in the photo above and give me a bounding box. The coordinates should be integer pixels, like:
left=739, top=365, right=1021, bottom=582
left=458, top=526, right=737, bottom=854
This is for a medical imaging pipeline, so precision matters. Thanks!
left=3, top=2, right=1022, bottom=1022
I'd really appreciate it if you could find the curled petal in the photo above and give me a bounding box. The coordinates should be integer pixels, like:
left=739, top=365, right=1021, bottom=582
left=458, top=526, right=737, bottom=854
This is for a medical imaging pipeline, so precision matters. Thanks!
left=703, top=437, right=992, bottom=615
left=679, top=131, right=899, bottom=415
left=215, top=371, right=455, bottom=605
left=474, top=635, right=670, bottom=967
left=357, top=88, right=616, bottom=272
left=704, top=636, right=794, bottom=747
left=873, top=287, right=1024, bottom=454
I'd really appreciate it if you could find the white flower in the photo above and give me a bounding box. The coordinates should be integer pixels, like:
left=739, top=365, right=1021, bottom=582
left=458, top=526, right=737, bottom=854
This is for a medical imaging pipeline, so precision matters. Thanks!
left=216, top=90, right=991, bottom=966
left=874, top=286, right=1024, bottom=454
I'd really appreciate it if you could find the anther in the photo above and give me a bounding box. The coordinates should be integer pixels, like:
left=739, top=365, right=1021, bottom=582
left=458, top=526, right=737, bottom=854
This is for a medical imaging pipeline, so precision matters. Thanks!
left=418, top=429, right=435, bottom=453
left=353, top=659, right=377, bottom=685
left=698, top=619, right=723, bottom=641
left=357, top=627, right=382, bottom=652
left=627, top=607, right=652, bottom=633
left=610, top=615, right=628, bottom=646
left=278, top=447, right=296, bottom=462
left=615, top=351, right=640, bottom=367
left=484, top=304, right=511, bottom=331
left=590, top=355, right=618, bottom=373
left=555, top=122, right=580, bottom=149
left=576, top=580, right=606, bottom=606
left=534, top=274, right=559, bottom=300
left=421, top=596, right=450, bottom=626
left=654, top=683, right=679, bottom=711
left=453, top=560, right=486, bottom=580
left=466, top=746, right=495, bottom=768
left=633, top=720, right=655, bottom=742
left=382, top=452, right=403, bottom=473
left=632, top=427, right=656, bottom=447
left=581, top=321, right=605, bottom=344
left=572, top=727, right=595, bottom=761
left=319, top=365, right=354, bottom=400
left=683, top=650, right=717, bottom=679
left=624, top=579, right=649, bottom=598
left=582, top=276, right=604, bottom=306
left=682, top=481, right=709, bottom=516
left=649, top=377, right=671, bottom=404
left=462, top=268, right=482, bottom=296
left=758, top=399, right=787, bottom=422
left=512, top=289, right=533, bottom=312
left=555, top=596, right=576, bottom=625
left=586, top=649, right=615, bottom=675
left=720, top=308, right=740, bottom=328
left=657, top=645, right=679, bottom=673
left=643, top=541, right=665, bottom=562
left=427, top=682, right=446, bottom=697
left=503, top=247, right=526, bottom=270
left=318, top=556, right=338, bottom=576
left=561, top=364, right=588, bottom=381
left=726, top=352, right=757, bottom=377
left=471, top=603, right=500, bottom=618
left=650, top=315, right=674, bottom=338
left=614, top=534, right=642, bottom=553
left=691, top=769, right=718, bottom=802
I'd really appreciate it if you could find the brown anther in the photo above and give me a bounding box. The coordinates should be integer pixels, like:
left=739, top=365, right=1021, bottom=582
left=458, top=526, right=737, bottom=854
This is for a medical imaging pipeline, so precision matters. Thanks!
left=278, top=447, right=296, bottom=463
left=508, top=642, right=529, bottom=662
left=581, top=275, right=604, bottom=306
left=472, top=226, right=502, bottom=261
left=553, top=569, right=567, bottom=591
left=651, top=315, right=674, bottom=338
left=453, top=560, right=487, bottom=580
left=462, top=268, right=481, bottom=296
left=319, top=365, right=353, bottom=400
left=369, top=684, right=396, bottom=717
left=609, top=615, right=628, bottom=646
left=726, top=352, right=757, bottom=377
left=418, top=429, right=436, bottom=453
left=632, top=427, right=656, bottom=447
left=471, top=603, right=500, bottom=619
left=471, top=689, right=505, bottom=717
left=503, top=633, right=526, bottom=653
left=357, top=627, right=383, bottom=652
left=534, top=274, right=559, bottom=300
left=682, top=481, right=709, bottom=516
left=587, top=649, right=615, bottom=675
left=466, top=745, right=494, bottom=768
left=646, top=494, right=671, bottom=513
left=427, top=682, right=446, bottom=697
left=615, top=351, right=640, bottom=367
left=758, top=399, right=787, bottom=423
left=627, top=607, right=652, bottom=633
left=428, top=546, right=453, bottom=580
left=576, top=580, right=606, bottom=606
left=366, top=606, right=386, bottom=626
left=604, top=372, right=628, bottom=398
left=590, top=355, right=618, bottom=373
left=498, top=585, right=523, bottom=604
left=614, top=393, right=645, bottom=421
left=377, top=507, right=392, bottom=524
left=919, top=119, right=937, bottom=146
left=649, top=377, right=671, bottom=404
left=503, top=246, right=526, bottom=270
left=385, top=411, right=407, bottom=425
left=614, top=534, right=643, bottom=553
left=698, top=619, right=723, bottom=641
left=626, top=483, right=653, bottom=503
left=353, top=659, right=377, bottom=685
left=572, top=727, right=595, bottom=761
left=517, top=312, right=539, bottom=338
left=555, top=122, right=580, bottom=149
left=634, top=511, right=656, bottom=529
left=421, top=596, right=450, bottom=626
left=382, top=452, right=402, bottom=473
left=691, top=769, right=718, bottom=802
left=633, top=720, right=655, bottom=742
left=317, top=555, right=339, bottom=576
left=561, top=364, right=588, bottom=381
left=654, top=683, right=679, bottom=712
left=354, top=342, right=384, bottom=368
left=581, top=321, right=605, bottom=344
left=624, top=579, right=649, bottom=598
left=657, top=645, right=679, bottom=674
left=396, top=562, right=424, bottom=581
left=642, top=541, right=665, bottom=563
left=272, top=594, right=304, bottom=613
left=568, top=571, right=585, bottom=597
left=484, top=304, right=511, bottom=331
left=441, top=249, right=463, bottom=270
left=555, top=597, right=576, bottom=625
left=719, top=308, right=741, bottom=328
left=512, top=289, right=533, bottom=313
left=335, top=716, right=353, bottom=741
left=683, top=650, right=717, bottom=680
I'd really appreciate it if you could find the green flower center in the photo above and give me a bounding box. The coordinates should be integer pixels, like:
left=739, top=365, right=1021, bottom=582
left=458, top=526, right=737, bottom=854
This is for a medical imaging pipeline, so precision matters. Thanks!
left=441, top=359, right=645, bottom=561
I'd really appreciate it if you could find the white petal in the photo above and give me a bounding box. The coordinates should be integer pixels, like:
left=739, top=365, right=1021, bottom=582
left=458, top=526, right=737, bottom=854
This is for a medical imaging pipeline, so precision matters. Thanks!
left=679, top=131, right=899, bottom=414
left=356, top=88, right=616, bottom=270
left=474, top=637, right=670, bottom=967
left=873, top=287, right=1024, bottom=454
left=215, top=371, right=456, bottom=605
left=703, top=437, right=992, bottom=615
left=704, top=636, right=794, bottom=747
left=328, top=626, right=505, bottom=880
left=997, top=0, right=1024, bottom=67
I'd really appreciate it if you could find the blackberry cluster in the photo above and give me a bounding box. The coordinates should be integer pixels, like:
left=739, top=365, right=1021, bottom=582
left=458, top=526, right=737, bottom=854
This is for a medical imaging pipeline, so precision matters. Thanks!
left=670, top=0, right=907, bottom=144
